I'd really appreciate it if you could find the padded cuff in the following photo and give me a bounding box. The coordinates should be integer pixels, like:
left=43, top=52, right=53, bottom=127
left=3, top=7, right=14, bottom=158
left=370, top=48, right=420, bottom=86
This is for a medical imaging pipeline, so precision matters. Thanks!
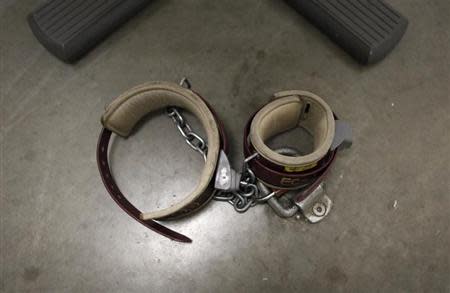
left=101, top=81, right=221, bottom=220
left=250, top=91, right=335, bottom=168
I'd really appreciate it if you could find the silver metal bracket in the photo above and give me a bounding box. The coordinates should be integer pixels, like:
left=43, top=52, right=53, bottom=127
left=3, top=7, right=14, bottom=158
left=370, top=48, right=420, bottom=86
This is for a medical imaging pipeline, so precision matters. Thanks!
left=331, top=120, right=353, bottom=150
left=214, top=150, right=241, bottom=192
left=295, top=184, right=332, bottom=223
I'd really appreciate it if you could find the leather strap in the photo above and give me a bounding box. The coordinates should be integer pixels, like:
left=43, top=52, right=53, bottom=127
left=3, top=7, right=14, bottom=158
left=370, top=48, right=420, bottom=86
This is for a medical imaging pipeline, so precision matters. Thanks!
left=250, top=92, right=335, bottom=170
left=97, top=82, right=227, bottom=242
left=243, top=118, right=337, bottom=190
left=97, top=129, right=192, bottom=242
left=243, top=92, right=338, bottom=191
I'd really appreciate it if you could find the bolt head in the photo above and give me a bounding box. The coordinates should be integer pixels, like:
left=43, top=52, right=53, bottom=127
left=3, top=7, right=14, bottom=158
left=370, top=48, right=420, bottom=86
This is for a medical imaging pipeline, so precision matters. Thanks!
left=312, top=202, right=327, bottom=217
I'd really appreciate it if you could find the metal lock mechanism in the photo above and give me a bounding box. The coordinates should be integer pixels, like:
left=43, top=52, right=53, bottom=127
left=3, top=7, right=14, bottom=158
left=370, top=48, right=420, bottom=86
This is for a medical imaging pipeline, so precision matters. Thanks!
left=214, top=150, right=241, bottom=192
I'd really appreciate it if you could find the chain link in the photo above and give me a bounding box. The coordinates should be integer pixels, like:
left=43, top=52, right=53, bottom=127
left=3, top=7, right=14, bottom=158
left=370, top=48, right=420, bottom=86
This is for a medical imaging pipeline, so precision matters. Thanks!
left=167, top=107, right=208, bottom=161
left=167, top=78, right=275, bottom=213
left=213, top=155, right=276, bottom=213
left=166, top=100, right=273, bottom=213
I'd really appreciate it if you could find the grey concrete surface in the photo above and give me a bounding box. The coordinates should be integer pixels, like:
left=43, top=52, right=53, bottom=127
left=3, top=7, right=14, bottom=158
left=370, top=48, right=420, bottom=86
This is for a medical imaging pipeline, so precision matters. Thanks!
left=1, top=0, right=449, bottom=292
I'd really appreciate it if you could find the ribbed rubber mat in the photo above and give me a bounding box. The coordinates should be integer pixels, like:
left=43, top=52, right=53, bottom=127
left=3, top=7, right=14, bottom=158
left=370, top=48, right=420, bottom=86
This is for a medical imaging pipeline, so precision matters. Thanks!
left=28, top=0, right=152, bottom=62
left=285, top=0, right=408, bottom=64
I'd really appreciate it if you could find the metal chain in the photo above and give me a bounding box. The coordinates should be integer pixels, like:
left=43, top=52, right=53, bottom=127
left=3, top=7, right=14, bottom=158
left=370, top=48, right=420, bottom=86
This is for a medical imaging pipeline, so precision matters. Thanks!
left=166, top=101, right=272, bottom=213
left=167, top=107, right=208, bottom=162
left=213, top=155, right=276, bottom=213
left=165, top=77, right=209, bottom=161
left=167, top=78, right=274, bottom=213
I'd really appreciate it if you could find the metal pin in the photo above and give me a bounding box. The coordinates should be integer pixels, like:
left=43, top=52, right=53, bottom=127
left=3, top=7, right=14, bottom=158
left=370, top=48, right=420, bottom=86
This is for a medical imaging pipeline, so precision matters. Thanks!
left=179, top=77, right=192, bottom=89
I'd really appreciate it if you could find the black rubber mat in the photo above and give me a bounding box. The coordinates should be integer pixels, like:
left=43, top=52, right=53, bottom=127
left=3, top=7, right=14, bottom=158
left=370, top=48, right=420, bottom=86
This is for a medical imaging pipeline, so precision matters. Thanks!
left=28, top=0, right=151, bottom=63
left=285, top=0, right=408, bottom=64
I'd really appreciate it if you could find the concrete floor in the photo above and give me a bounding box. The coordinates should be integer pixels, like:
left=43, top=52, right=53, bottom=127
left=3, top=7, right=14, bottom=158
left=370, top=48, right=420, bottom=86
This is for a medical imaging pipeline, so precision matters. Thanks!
left=1, top=0, right=449, bottom=292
